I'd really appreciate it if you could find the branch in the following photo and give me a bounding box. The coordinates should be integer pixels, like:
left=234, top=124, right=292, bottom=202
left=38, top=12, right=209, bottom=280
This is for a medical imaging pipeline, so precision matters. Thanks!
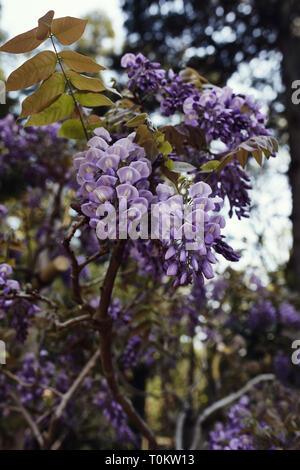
left=2, top=292, right=58, bottom=311
left=54, top=313, right=91, bottom=330
left=9, top=391, right=44, bottom=448
left=78, top=247, right=109, bottom=272
left=2, top=370, right=62, bottom=398
left=62, top=218, right=87, bottom=305
left=45, top=349, right=100, bottom=449
left=190, top=373, right=275, bottom=450
left=94, top=240, right=158, bottom=449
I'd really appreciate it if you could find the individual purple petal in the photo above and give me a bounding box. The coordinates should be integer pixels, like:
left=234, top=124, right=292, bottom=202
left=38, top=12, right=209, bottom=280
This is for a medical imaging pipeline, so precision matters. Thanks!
left=97, top=154, right=120, bottom=171
left=117, top=166, right=142, bottom=184
left=156, top=183, right=174, bottom=201
left=85, top=148, right=105, bottom=163
left=91, top=186, right=114, bottom=203
left=0, top=264, right=13, bottom=277
left=97, top=175, right=117, bottom=187
left=81, top=181, right=97, bottom=198
left=78, top=162, right=98, bottom=181
left=167, top=262, right=178, bottom=276
left=130, top=160, right=151, bottom=178
left=121, top=53, right=136, bottom=68
left=189, top=181, right=212, bottom=199
left=93, top=127, right=112, bottom=142
left=116, top=184, right=139, bottom=200
left=138, top=190, right=154, bottom=202
left=87, top=136, right=109, bottom=150
left=165, top=245, right=176, bottom=260
left=81, top=202, right=98, bottom=218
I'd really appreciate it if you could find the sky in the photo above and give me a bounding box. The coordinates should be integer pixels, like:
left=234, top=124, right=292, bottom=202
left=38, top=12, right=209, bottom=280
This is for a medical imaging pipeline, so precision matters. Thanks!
left=0, top=0, right=125, bottom=76
left=1, top=0, right=124, bottom=42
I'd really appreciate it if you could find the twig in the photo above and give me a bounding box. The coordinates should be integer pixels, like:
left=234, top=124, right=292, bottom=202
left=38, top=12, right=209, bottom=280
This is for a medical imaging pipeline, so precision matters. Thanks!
left=55, top=314, right=91, bottom=330
left=190, top=373, right=275, bottom=450
left=2, top=370, right=62, bottom=398
left=78, top=248, right=109, bottom=272
left=62, top=218, right=87, bottom=305
left=1, top=292, right=58, bottom=312
left=9, top=391, right=44, bottom=448
left=45, top=350, right=100, bottom=449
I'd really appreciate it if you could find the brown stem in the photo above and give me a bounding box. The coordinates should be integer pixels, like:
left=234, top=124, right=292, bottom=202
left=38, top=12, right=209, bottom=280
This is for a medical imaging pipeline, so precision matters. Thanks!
left=62, top=218, right=87, bottom=304
left=45, top=350, right=101, bottom=449
left=50, top=34, right=89, bottom=141
left=94, top=240, right=158, bottom=449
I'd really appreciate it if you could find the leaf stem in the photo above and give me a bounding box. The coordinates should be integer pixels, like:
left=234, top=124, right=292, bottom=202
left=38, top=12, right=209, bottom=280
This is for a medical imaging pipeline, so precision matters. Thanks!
left=50, top=34, right=89, bottom=141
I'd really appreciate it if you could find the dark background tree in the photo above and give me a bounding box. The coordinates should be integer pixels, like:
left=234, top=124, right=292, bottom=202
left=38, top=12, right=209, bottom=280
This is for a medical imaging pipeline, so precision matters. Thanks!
left=120, top=0, right=300, bottom=288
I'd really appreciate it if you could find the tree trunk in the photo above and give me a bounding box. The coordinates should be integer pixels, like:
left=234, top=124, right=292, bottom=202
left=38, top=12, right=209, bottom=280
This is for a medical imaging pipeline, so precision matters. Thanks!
left=278, top=2, right=300, bottom=288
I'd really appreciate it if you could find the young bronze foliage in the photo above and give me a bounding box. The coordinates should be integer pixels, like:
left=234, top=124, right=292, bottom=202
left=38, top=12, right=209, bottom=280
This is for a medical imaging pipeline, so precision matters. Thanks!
left=0, top=11, right=113, bottom=140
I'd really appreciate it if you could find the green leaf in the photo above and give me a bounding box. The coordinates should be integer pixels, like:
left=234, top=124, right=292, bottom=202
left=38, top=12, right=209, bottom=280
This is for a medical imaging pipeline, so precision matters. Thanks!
left=51, top=17, right=88, bottom=45
left=65, top=70, right=106, bottom=92
left=58, top=119, right=86, bottom=139
left=74, top=92, right=114, bottom=107
left=164, top=159, right=174, bottom=170
left=60, top=50, right=105, bottom=73
left=0, top=28, right=45, bottom=54
left=126, top=113, right=147, bottom=127
left=6, top=51, right=57, bottom=91
left=25, top=94, right=74, bottom=127
left=172, top=161, right=197, bottom=173
left=158, top=140, right=172, bottom=155
left=19, top=72, right=65, bottom=119
left=200, top=160, right=221, bottom=171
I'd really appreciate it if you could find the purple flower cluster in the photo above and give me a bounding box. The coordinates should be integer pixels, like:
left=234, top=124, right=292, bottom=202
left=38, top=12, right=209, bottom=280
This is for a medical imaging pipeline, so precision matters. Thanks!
left=121, top=53, right=165, bottom=94
left=279, top=302, right=300, bottom=328
left=0, top=263, right=40, bottom=342
left=247, top=299, right=300, bottom=333
left=73, top=127, right=153, bottom=237
left=209, top=396, right=255, bottom=450
left=158, top=69, right=196, bottom=116
left=183, top=86, right=270, bottom=149
left=121, top=54, right=194, bottom=115
left=0, top=263, right=20, bottom=300
left=247, top=300, right=277, bottom=332
left=93, top=380, right=137, bottom=446
left=0, top=115, right=69, bottom=197
left=210, top=162, right=252, bottom=219
left=73, top=128, right=240, bottom=286
left=158, top=181, right=230, bottom=287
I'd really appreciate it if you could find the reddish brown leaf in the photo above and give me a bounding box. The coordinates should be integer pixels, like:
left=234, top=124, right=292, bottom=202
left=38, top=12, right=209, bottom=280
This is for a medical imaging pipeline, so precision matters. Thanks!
left=6, top=51, right=57, bottom=91
left=59, top=50, right=105, bottom=73
left=51, top=16, right=88, bottom=45
left=36, top=10, right=55, bottom=40
left=0, top=28, right=45, bottom=54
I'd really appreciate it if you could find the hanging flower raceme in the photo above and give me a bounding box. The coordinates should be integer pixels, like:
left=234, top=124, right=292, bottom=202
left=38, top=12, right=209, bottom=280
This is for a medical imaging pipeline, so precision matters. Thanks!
left=0, top=263, right=40, bottom=343
left=73, top=133, right=239, bottom=286
left=183, top=86, right=270, bottom=149
left=121, top=53, right=165, bottom=94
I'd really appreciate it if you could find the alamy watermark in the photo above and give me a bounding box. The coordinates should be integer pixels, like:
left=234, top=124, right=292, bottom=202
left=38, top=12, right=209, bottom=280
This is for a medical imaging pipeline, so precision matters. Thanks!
left=291, top=339, right=300, bottom=365
left=0, top=340, right=6, bottom=365
left=94, top=198, right=207, bottom=251
left=0, top=80, right=6, bottom=105
left=292, top=80, right=300, bottom=105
